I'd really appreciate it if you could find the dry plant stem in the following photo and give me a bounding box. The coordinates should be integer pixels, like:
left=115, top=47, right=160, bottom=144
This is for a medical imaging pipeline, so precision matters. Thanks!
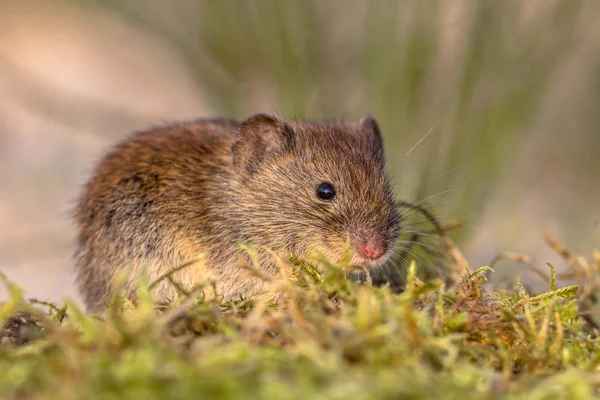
left=148, top=256, right=207, bottom=291
left=396, top=200, right=444, bottom=235
left=393, top=201, right=438, bottom=288
left=160, top=285, right=216, bottom=328
left=166, top=276, right=190, bottom=297
left=395, top=200, right=467, bottom=286
left=542, top=231, right=600, bottom=332
left=26, top=299, right=62, bottom=314
left=445, top=242, right=470, bottom=285
left=543, top=232, right=591, bottom=299
left=542, top=232, right=580, bottom=270
left=489, top=253, right=551, bottom=283
left=237, top=254, right=274, bottom=283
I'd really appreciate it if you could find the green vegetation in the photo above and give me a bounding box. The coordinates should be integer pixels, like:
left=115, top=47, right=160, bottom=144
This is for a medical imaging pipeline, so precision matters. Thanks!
left=2, top=235, right=600, bottom=399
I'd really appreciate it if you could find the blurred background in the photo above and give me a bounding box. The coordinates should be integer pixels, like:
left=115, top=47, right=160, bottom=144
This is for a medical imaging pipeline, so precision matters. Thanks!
left=0, top=0, right=598, bottom=304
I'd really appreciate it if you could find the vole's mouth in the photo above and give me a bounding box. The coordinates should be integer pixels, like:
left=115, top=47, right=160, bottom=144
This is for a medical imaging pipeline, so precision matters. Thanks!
left=349, top=250, right=393, bottom=270
left=305, top=238, right=395, bottom=272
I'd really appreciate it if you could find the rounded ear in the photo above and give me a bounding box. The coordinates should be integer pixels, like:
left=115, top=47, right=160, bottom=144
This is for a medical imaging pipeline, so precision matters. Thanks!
left=232, top=113, right=294, bottom=178
left=359, top=114, right=384, bottom=157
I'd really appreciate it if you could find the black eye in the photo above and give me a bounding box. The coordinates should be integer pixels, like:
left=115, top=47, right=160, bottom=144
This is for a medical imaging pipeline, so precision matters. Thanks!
left=316, top=182, right=336, bottom=201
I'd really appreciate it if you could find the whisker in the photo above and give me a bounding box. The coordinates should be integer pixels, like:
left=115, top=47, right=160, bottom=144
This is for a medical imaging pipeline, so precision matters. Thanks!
left=429, top=166, right=460, bottom=183
left=396, top=247, right=438, bottom=266
left=393, top=252, right=443, bottom=274
left=390, top=247, right=431, bottom=268
left=399, top=219, right=453, bottom=232
left=400, top=230, right=445, bottom=239
left=404, top=121, right=439, bottom=157
left=408, top=190, right=454, bottom=208
left=395, top=240, right=446, bottom=257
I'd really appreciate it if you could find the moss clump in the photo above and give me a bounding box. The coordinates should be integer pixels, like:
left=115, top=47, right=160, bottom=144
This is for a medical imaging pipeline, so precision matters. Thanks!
left=1, top=238, right=600, bottom=400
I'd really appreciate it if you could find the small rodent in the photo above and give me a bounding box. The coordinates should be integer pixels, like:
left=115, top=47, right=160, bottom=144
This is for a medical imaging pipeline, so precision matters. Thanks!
left=73, top=114, right=401, bottom=312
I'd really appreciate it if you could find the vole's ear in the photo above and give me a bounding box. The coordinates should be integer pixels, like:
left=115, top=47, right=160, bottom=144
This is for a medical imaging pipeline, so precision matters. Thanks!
left=232, top=113, right=294, bottom=178
left=358, top=114, right=384, bottom=158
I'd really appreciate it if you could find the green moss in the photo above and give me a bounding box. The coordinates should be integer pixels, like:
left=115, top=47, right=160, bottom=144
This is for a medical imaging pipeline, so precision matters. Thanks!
left=2, top=244, right=600, bottom=400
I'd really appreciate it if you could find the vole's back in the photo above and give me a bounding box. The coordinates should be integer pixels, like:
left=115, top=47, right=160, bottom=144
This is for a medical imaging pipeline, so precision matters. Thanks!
left=73, top=119, right=239, bottom=311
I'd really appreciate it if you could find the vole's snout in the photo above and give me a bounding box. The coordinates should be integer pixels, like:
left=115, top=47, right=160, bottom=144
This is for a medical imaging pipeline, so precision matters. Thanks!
left=357, top=237, right=385, bottom=260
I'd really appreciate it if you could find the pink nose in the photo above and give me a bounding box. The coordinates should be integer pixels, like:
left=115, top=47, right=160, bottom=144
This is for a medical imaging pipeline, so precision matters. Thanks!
left=357, top=237, right=385, bottom=260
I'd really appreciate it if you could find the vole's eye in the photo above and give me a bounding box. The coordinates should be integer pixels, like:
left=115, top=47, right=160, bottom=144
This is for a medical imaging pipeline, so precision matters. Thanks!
left=316, top=182, right=336, bottom=201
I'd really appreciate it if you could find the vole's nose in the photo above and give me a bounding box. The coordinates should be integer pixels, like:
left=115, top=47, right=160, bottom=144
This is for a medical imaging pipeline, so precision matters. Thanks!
left=357, top=237, right=385, bottom=260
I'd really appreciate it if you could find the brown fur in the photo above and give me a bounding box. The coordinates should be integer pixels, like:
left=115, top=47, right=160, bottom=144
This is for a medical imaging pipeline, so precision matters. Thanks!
left=73, top=114, right=401, bottom=312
